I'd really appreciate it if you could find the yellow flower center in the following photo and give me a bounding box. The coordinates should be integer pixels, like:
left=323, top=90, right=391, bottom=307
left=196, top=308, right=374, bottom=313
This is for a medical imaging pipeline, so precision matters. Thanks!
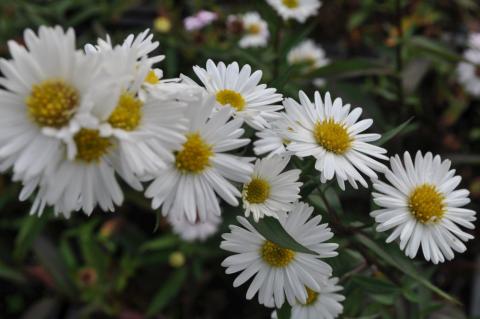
left=74, top=129, right=112, bottom=163
left=408, top=184, right=445, bottom=223
left=302, top=287, right=318, bottom=306
left=153, top=17, right=172, bottom=33
left=261, top=240, right=295, bottom=267
left=247, top=24, right=261, bottom=35
left=175, top=133, right=213, bottom=173
left=313, top=119, right=351, bottom=154
left=244, top=178, right=270, bottom=204
left=144, top=70, right=160, bottom=84
left=108, top=92, right=143, bottom=131
left=26, top=79, right=79, bottom=128
left=216, top=89, right=246, bottom=111
left=282, top=0, right=299, bottom=9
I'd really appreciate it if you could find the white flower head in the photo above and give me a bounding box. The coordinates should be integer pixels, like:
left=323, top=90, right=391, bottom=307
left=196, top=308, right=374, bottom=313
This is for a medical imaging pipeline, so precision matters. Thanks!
left=287, top=39, right=329, bottom=72
left=0, top=26, right=117, bottom=181
left=468, top=32, right=480, bottom=51
left=283, top=91, right=388, bottom=190
left=371, top=151, right=476, bottom=264
left=253, top=117, right=293, bottom=158
left=271, top=276, right=344, bottom=319
left=145, top=92, right=254, bottom=223
left=457, top=49, right=480, bottom=97
left=266, top=0, right=322, bottom=23
left=242, top=156, right=302, bottom=221
left=239, top=12, right=270, bottom=48
left=221, top=201, right=338, bottom=308
left=182, top=59, right=283, bottom=130
left=169, top=213, right=221, bottom=242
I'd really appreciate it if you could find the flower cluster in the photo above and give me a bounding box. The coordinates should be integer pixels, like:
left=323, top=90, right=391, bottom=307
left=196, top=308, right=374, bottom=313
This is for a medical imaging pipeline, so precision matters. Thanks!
left=0, top=24, right=476, bottom=319
left=457, top=32, right=480, bottom=96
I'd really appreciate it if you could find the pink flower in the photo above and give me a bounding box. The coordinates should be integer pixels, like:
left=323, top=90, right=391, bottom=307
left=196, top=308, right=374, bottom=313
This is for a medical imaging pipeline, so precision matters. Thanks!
left=184, top=10, right=218, bottom=31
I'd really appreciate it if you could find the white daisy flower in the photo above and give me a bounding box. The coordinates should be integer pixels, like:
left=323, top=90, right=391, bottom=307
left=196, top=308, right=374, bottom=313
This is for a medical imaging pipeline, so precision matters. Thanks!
left=457, top=49, right=480, bottom=97
left=221, top=201, right=338, bottom=308
left=266, top=0, right=322, bottom=23
left=182, top=59, right=283, bottom=130
left=287, top=39, right=329, bottom=72
left=271, top=277, right=344, bottom=319
left=242, top=156, right=302, bottom=221
left=253, top=118, right=293, bottom=158
left=282, top=91, right=388, bottom=190
left=145, top=92, right=254, bottom=223
left=0, top=26, right=115, bottom=181
left=468, top=32, right=480, bottom=51
left=169, top=213, right=221, bottom=242
left=238, top=12, right=269, bottom=49
left=84, top=33, right=189, bottom=179
left=371, top=151, right=476, bottom=264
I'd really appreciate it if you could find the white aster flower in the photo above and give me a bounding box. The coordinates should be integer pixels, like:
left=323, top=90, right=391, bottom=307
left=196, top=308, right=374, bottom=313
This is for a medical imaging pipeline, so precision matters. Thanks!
left=266, top=0, right=322, bottom=23
left=283, top=91, right=388, bottom=190
left=145, top=92, right=253, bottom=223
left=169, top=213, right=221, bottom=242
left=253, top=118, right=293, bottom=158
left=468, top=32, right=480, bottom=51
left=457, top=49, right=480, bottom=97
left=85, top=32, right=189, bottom=179
left=272, top=277, right=344, bottom=319
left=182, top=59, right=283, bottom=130
left=371, top=151, right=476, bottom=264
left=242, top=156, right=302, bottom=221
left=0, top=26, right=116, bottom=181
left=221, top=201, right=338, bottom=308
left=238, top=12, right=269, bottom=48
left=287, top=39, right=329, bottom=72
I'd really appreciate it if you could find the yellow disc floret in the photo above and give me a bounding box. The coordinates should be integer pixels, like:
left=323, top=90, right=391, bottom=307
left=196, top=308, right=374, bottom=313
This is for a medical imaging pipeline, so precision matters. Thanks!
left=144, top=70, right=160, bottom=84
left=216, top=89, right=246, bottom=111
left=175, top=133, right=213, bottom=173
left=261, top=240, right=295, bottom=268
left=244, top=178, right=270, bottom=204
left=408, top=184, right=445, bottom=223
left=247, top=24, right=261, bottom=35
left=282, top=0, right=299, bottom=9
left=302, top=287, right=319, bottom=306
left=26, top=79, right=79, bottom=128
left=313, top=119, right=351, bottom=154
left=108, top=92, right=143, bottom=131
left=74, top=129, right=112, bottom=163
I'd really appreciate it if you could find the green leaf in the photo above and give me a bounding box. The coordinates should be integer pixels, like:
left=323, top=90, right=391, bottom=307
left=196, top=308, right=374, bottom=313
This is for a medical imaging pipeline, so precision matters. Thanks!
left=249, top=216, right=317, bottom=255
left=0, top=260, right=27, bottom=284
left=140, top=234, right=179, bottom=252
left=351, top=275, right=397, bottom=294
left=14, top=214, right=48, bottom=261
left=355, top=234, right=460, bottom=304
left=276, top=302, right=292, bottom=319
left=146, top=267, right=187, bottom=317
left=376, top=117, right=415, bottom=146
left=310, top=58, right=392, bottom=79
left=406, top=36, right=464, bottom=63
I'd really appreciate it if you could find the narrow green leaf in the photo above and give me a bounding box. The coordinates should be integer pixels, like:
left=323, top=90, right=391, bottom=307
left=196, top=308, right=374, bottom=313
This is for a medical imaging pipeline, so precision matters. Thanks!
left=276, top=302, right=292, bottom=319
left=406, top=36, right=463, bottom=63
left=310, top=58, right=392, bottom=78
left=140, top=234, right=178, bottom=252
left=146, top=267, right=187, bottom=317
left=0, top=260, right=27, bottom=284
left=355, top=234, right=460, bottom=304
left=14, top=214, right=48, bottom=261
left=250, top=216, right=316, bottom=255
left=376, top=117, right=415, bottom=146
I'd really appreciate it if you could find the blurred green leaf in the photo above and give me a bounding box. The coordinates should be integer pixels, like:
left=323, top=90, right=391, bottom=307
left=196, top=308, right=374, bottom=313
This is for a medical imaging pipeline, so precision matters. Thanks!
left=146, top=267, right=187, bottom=317
left=14, top=214, right=48, bottom=261
left=356, top=234, right=460, bottom=304
left=0, top=260, right=26, bottom=284
left=249, top=216, right=316, bottom=255
left=406, top=36, right=463, bottom=64
left=276, top=302, right=292, bottom=319
left=141, top=234, right=178, bottom=252
left=311, top=59, right=392, bottom=78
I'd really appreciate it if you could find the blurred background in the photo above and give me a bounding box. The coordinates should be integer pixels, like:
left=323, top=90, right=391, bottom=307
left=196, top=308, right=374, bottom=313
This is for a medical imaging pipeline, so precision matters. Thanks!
left=0, top=0, right=479, bottom=318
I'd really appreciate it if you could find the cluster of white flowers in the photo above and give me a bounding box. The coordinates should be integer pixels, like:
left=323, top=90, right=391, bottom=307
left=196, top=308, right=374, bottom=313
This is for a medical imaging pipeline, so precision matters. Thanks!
left=457, top=32, right=480, bottom=96
left=0, top=25, right=476, bottom=319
